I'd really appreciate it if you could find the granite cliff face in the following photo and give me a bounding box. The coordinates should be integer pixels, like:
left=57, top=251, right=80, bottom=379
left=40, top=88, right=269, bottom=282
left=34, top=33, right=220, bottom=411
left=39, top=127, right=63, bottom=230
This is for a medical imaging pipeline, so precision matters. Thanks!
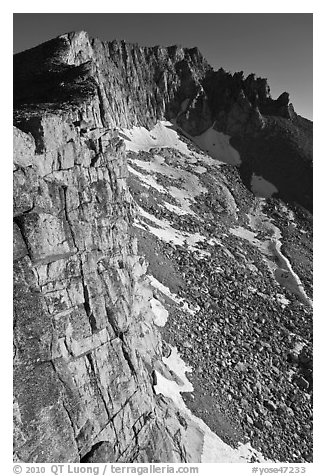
left=13, top=31, right=313, bottom=463
left=14, top=98, right=220, bottom=463
left=14, top=32, right=312, bottom=211
left=13, top=32, right=212, bottom=463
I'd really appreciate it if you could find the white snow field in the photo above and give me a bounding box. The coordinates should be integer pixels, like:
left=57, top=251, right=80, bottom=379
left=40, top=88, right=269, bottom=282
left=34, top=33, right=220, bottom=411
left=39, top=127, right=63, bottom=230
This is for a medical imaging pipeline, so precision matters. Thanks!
left=121, top=119, right=238, bottom=168
left=191, top=125, right=241, bottom=166
left=120, top=121, right=194, bottom=156
left=121, top=121, right=239, bottom=248
left=230, top=199, right=312, bottom=307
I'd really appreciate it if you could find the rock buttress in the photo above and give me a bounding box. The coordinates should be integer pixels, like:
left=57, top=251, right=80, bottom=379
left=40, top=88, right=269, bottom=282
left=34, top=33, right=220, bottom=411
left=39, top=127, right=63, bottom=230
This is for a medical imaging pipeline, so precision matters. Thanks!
left=13, top=98, right=193, bottom=463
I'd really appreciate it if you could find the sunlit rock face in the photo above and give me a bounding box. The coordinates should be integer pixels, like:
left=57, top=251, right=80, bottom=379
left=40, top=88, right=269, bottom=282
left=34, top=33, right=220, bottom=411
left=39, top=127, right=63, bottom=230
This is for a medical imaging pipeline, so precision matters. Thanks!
left=13, top=108, right=194, bottom=463
left=14, top=30, right=312, bottom=210
left=13, top=31, right=312, bottom=464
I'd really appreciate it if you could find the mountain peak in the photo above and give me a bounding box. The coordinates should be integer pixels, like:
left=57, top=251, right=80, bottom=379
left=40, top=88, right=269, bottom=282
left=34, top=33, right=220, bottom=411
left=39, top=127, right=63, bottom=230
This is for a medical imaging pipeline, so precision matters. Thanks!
left=13, top=29, right=313, bottom=465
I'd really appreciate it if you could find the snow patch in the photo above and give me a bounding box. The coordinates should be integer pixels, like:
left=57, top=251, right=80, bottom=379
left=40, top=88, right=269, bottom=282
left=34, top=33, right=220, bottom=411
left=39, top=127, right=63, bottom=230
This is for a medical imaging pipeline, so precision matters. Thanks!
left=122, top=120, right=227, bottom=177
left=148, top=275, right=198, bottom=316
left=128, top=164, right=167, bottom=193
left=163, top=201, right=188, bottom=216
left=276, top=293, right=291, bottom=306
left=155, top=346, right=271, bottom=463
left=181, top=301, right=198, bottom=316
left=136, top=206, right=210, bottom=255
left=192, top=125, right=241, bottom=166
left=272, top=240, right=312, bottom=306
left=130, top=154, right=207, bottom=216
left=251, top=174, right=278, bottom=198
left=120, top=121, right=194, bottom=157
left=150, top=298, right=169, bottom=327
left=192, top=165, right=207, bottom=174
left=148, top=275, right=180, bottom=304
left=155, top=346, right=193, bottom=406
left=230, top=199, right=312, bottom=307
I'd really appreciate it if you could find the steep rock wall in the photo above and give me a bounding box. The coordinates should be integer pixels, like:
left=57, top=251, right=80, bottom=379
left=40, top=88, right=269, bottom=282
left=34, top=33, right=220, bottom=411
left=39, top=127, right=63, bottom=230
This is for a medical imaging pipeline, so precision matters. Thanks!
left=13, top=31, right=287, bottom=131
left=14, top=31, right=312, bottom=210
left=14, top=31, right=210, bottom=130
left=13, top=99, right=196, bottom=463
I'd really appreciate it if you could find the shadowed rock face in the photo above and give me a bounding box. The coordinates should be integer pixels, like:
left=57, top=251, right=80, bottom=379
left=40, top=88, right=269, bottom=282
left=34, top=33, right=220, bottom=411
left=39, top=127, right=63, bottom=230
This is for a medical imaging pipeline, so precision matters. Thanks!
left=13, top=31, right=312, bottom=463
left=14, top=31, right=210, bottom=130
left=13, top=31, right=295, bottom=127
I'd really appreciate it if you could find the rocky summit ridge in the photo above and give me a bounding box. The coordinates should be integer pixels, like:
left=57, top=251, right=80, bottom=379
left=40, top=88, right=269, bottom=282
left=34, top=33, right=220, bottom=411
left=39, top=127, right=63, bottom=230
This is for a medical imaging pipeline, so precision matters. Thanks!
left=13, top=31, right=313, bottom=463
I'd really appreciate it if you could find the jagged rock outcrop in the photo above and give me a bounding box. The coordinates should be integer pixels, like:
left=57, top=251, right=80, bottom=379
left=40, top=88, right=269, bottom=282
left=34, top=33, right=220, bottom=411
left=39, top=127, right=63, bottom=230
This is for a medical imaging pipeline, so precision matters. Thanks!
left=13, top=30, right=313, bottom=463
left=14, top=31, right=209, bottom=130
left=12, top=31, right=295, bottom=130
left=14, top=31, right=312, bottom=211
left=13, top=103, right=203, bottom=462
